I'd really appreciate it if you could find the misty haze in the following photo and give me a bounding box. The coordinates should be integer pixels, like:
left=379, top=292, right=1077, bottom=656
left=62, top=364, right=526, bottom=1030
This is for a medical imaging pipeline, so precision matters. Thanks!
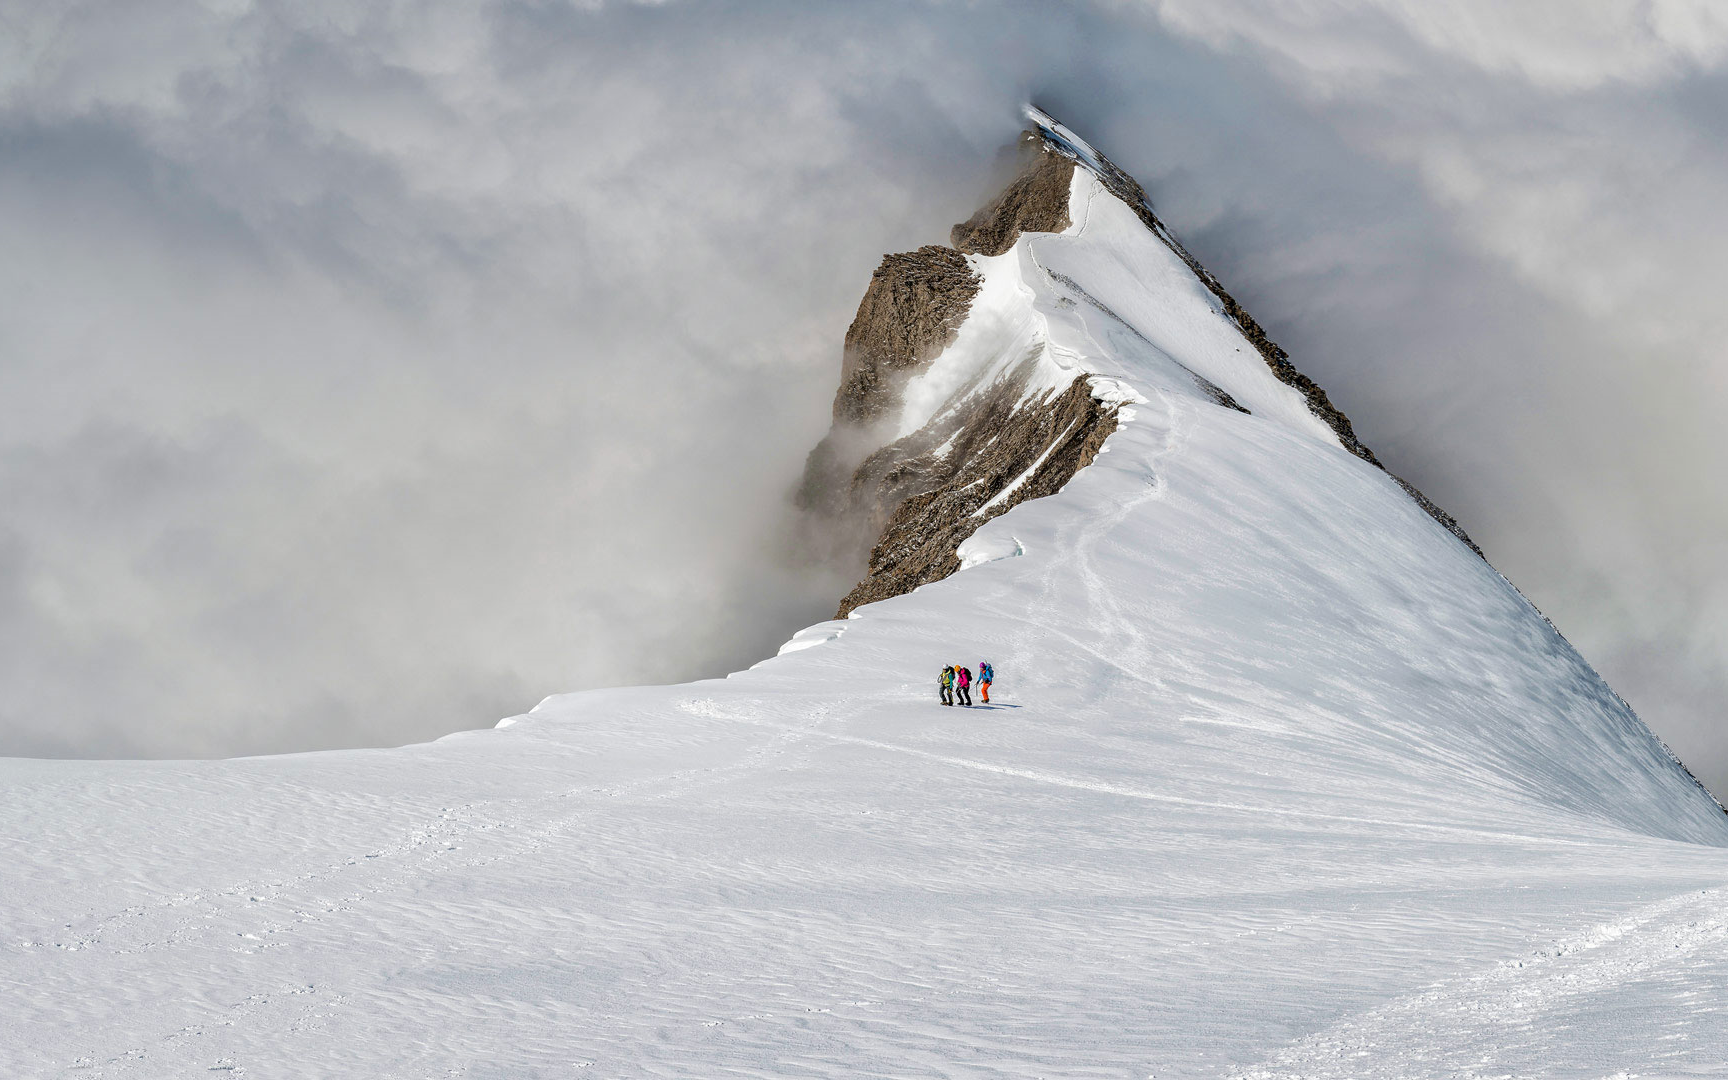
left=4, top=2, right=1725, bottom=796
left=6, top=4, right=1728, bottom=1074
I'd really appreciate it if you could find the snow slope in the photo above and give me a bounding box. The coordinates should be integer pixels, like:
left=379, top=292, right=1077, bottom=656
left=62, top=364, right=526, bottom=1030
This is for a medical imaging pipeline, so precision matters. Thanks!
left=5, top=119, right=1728, bottom=1079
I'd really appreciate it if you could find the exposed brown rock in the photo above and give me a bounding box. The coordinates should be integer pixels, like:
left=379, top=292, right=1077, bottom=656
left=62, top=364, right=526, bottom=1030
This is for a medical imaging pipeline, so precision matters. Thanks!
left=804, top=114, right=1490, bottom=625
left=833, top=246, right=981, bottom=427
left=950, top=134, right=1075, bottom=257
left=797, top=245, right=982, bottom=526
left=836, top=374, right=1118, bottom=617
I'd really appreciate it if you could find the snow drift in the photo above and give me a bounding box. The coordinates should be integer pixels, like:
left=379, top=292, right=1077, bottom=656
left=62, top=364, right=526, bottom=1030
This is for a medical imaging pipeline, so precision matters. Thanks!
left=4, top=108, right=1727, bottom=1078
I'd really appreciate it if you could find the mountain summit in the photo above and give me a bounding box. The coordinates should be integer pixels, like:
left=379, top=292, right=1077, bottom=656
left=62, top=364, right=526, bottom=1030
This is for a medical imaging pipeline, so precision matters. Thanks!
left=5, top=108, right=1727, bottom=1077
left=802, top=106, right=1481, bottom=621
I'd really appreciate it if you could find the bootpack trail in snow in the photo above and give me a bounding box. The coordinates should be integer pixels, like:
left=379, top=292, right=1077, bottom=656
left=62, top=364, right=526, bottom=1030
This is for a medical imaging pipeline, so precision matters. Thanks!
left=5, top=106, right=1728, bottom=1079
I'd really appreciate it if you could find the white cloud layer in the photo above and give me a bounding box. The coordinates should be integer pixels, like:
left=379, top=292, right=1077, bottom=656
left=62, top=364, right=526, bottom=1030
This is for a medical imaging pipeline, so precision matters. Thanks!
left=2, top=1, right=1725, bottom=794
left=1151, top=0, right=1728, bottom=90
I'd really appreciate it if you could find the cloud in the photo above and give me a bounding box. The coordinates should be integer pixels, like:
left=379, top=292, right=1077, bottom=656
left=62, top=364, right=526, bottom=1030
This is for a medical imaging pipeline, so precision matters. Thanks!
left=1, top=1, right=1725, bottom=797
left=1149, top=0, right=1728, bottom=90
left=1128, top=0, right=1728, bottom=795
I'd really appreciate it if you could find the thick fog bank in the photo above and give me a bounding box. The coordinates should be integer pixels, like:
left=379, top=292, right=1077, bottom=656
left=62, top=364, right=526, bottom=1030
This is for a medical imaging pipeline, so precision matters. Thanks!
left=2, top=1, right=1724, bottom=795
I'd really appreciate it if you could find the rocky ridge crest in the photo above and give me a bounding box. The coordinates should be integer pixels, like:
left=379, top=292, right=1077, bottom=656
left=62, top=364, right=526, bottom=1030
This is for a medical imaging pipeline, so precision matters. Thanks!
left=1027, top=110, right=1482, bottom=556
left=801, top=111, right=1482, bottom=619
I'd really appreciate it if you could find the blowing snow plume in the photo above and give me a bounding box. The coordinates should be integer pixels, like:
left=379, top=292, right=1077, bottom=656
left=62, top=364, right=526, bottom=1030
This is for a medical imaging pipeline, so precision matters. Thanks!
left=9, top=104, right=1728, bottom=1080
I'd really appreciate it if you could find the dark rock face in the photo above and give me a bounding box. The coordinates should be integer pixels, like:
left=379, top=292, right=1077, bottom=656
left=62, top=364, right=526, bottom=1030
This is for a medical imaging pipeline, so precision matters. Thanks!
left=836, top=375, right=1118, bottom=617
left=950, top=135, right=1075, bottom=257
left=802, top=112, right=1487, bottom=622
left=798, top=245, right=982, bottom=524
left=801, top=140, right=1109, bottom=618
left=833, top=246, right=980, bottom=426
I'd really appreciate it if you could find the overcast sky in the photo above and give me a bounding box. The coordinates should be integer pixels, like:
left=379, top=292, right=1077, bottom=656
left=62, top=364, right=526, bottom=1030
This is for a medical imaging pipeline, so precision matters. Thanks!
left=2, top=1, right=1724, bottom=794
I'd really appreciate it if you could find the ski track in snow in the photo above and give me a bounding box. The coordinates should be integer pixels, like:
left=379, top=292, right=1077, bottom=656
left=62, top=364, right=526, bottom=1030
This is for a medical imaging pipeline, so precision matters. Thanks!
left=685, top=690, right=1630, bottom=851
left=1026, top=385, right=1180, bottom=696
left=1235, top=887, right=1728, bottom=1080
left=1012, top=233, right=1188, bottom=698
left=18, top=686, right=1722, bottom=1079
left=9, top=119, right=1728, bottom=1078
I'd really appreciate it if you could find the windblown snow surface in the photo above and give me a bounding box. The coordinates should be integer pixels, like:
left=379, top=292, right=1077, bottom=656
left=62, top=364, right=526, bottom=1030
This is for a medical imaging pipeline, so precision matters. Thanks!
left=7, top=126, right=1728, bottom=1079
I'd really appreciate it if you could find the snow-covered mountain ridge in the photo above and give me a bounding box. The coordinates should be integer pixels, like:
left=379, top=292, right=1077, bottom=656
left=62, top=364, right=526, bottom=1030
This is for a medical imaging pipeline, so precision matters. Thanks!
left=5, top=108, right=1728, bottom=1078
left=802, top=107, right=1482, bottom=622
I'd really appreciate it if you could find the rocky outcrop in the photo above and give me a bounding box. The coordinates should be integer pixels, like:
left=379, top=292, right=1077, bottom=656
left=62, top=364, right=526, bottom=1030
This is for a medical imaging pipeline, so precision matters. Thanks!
left=798, top=245, right=982, bottom=524
left=801, top=111, right=1486, bottom=623
left=800, top=139, right=1108, bottom=617
left=833, top=246, right=980, bottom=426
left=837, top=375, right=1118, bottom=617
left=949, top=135, right=1075, bottom=257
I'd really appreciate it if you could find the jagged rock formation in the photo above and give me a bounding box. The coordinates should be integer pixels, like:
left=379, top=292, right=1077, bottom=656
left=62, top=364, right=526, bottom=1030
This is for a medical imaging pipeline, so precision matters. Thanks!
left=949, top=135, right=1074, bottom=257
left=834, top=246, right=981, bottom=427
left=799, top=137, right=1116, bottom=616
left=837, top=375, right=1118, bottom=617
left=799, top=247, right=982, bottom=523
left=801, top=107, right=1485, bottom=620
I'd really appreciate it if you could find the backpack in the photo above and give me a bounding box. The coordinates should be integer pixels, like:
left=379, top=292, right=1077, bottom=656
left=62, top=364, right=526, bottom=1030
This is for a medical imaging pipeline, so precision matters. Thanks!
left=980, top=663, right=993, bottom=681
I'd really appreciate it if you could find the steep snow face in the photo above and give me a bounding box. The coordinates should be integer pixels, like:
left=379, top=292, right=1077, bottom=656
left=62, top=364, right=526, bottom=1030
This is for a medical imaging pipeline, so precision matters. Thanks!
left=1044, top=167, right=1337, bottom=439
left=862, top=156, right=1723, bottom=846
left=7, top=121, right=1728, bottom=1077
left=890, top=247, right=1073, bottom=442
left=895, top=163, right=1337, bottom=451
left=822, top=111, right=1461, bottom=620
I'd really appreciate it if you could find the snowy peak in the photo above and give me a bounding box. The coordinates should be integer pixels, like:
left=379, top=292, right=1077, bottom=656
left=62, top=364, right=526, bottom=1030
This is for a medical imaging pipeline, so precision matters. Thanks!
left=790, top=108, right=1724, bottom=841
left=1021, top=104, right=1484, bottom=555
left=802, top=108, right=1479, bottom=623
left=10, top=107, right=1728, bottom=1080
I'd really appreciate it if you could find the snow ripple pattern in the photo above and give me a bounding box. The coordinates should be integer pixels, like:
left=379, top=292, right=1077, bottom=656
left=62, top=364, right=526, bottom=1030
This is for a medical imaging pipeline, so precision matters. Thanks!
left=5, top=124, right=1728, bottom=1079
